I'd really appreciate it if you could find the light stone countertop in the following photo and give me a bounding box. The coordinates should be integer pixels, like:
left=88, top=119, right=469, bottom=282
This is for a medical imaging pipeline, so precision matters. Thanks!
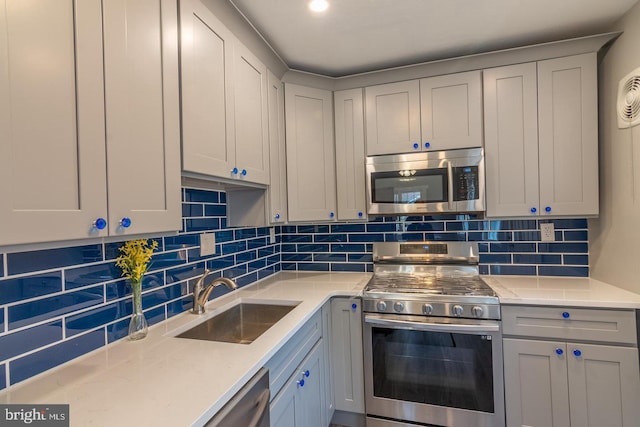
left=3, top=271, right=640, bottom=427
left=484, top=275, right=640, bottom=309
left=0, top=272, right=371, bottom=427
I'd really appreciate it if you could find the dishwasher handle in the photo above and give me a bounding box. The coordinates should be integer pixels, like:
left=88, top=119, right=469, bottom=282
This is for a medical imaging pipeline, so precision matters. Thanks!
left=247, top=389, right=270, bottom=427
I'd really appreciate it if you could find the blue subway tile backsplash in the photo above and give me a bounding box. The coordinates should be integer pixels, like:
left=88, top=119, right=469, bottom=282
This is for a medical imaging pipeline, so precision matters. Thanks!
left=7, top=245, right=103, bottom=276
left=0, top=185, right=591, bottom=389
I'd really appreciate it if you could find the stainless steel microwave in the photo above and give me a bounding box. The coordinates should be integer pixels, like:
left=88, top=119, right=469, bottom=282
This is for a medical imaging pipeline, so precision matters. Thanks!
left=366, top=148, right=485, bottom=215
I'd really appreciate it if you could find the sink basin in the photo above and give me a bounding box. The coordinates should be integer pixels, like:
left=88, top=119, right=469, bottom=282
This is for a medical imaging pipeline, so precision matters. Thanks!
left=176, top=302, right=299, bottom=344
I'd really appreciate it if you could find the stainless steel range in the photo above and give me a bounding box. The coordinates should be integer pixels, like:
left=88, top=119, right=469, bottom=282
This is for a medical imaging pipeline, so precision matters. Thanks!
left=362, top=241, right=505, bottom=427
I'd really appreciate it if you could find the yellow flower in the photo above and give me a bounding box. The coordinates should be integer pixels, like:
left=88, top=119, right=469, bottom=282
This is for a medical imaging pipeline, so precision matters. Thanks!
left=115, top=239, right=159, bottom=286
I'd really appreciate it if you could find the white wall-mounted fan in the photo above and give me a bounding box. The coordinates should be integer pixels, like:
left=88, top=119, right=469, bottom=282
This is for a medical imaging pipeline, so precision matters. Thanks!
left=617, top=67, right=640, bottom=129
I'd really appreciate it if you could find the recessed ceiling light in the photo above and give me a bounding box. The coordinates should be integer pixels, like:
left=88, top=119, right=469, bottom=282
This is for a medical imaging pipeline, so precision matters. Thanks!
left=309, top=0, right=329, bottom=13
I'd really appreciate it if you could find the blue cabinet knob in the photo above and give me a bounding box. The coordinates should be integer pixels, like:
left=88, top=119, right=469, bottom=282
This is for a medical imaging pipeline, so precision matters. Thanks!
left=358, top=211, right=363, bottom=218
left=562, top=311, right=570, bottom=319
left=573, top=349, right=582, bottom=357
left=297, top=379, right=305, bottom=387
left=304, top=370, right=310, bottom=378
left=545, top=206, right=552, bottom=213
left=241, top=169, right=247, bottom=176
left=120, top=217, right=132, bottom=228
left=351, top=303, right=357, bottom=310
left=329, top=212, right=335, bottom=218
left=412, top=143, right=419, bottom=150
left=231, top=167, right=238, bottom=174
left=424, top=142, right=431, bottom=149
left=275, top=213, right=280, bottom=220
left=555, top=348, right=564, bottom=355
left=530, top=207, right=537, bottom=214
left=93, top=218, right=107, bottom=230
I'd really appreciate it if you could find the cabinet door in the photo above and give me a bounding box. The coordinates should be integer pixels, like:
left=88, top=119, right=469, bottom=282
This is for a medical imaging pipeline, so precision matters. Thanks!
left=365, top=80, right=421, bottom=155
left=330, top=298, right=365, bottom=414
left=503, top=339, right=571, bottom=427
left=484, top=63, right=540, bottom=217
left=567, top=344, right=640, bottom=427
left=234, top=44, right=270, bottom=185
left=538, top=53, right=598, bottom=216
left=285, top=84, right=336, bottom=222
left=0, top=0, right=107, bottom=245
left=180, top=0, right=236, bottom=179
left=334, top=89, right=366, bottom=221
left=321, top=302, right=335, bottom=424
left=270, top=340, right=326, bottom=427
left=267, top=71, right=287, bottom=223
left=420, top=70, right=483, bottom=151
left=102, top=0, right=181, bottom=236
left=270, top=378, right=298, bottom=427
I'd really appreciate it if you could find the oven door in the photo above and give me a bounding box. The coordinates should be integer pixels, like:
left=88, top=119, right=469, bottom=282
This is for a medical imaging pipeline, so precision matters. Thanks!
left=363, top=314, right=505, bottom=427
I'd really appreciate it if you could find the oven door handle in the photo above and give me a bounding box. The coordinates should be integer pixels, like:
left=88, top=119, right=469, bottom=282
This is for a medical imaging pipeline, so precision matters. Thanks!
left=365, top=315, right=500, bottom=333
left=447, top=161, right=454, bottom=210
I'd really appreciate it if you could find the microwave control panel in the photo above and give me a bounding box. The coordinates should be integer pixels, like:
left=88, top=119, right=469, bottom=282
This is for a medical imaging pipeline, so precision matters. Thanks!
left=453, top=166, right=479, bottom=201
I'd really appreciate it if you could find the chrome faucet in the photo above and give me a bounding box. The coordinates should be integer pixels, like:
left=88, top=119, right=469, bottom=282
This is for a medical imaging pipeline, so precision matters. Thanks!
left=192, top=269, right=238, bottom=314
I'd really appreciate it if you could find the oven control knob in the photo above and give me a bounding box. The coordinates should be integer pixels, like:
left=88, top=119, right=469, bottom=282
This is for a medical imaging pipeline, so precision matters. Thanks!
left=377, top=301, right=387, bottom=312
left=393, top=302, right=405, bottom=313
left=452, top=305, right=464, bottom=316
left=422, top=304, right=434, bottom=315
left=471, top=306, right=484, bottom=318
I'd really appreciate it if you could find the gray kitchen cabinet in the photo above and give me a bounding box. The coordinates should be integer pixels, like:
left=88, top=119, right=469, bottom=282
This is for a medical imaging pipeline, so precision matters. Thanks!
left=102, top=0, right=181, bottom=237
left=267, top=71, right=288, bottom=224
left=322, top=303, right=335, bottom=425
left=504, top=339, right=571, bottom=427
left=285, top=83, right=337, bottom=222
left=0, top=0, right=180, bottom=246
left=365, top=80, right=421, bottom=155
left=503, top=305, right=640, bottom=427
left=484, top=53, right=598, bottom=218
left=330, top=298, right=365, bottom=414
left=334, top=89, right=367, bottom=221
left=419, top=70, right=483, bottom=151
left=365, top=71, right=482, bottom=156
left=270, top=340, right=327, bottom=427
left=181, top=0, right=269, bottom=185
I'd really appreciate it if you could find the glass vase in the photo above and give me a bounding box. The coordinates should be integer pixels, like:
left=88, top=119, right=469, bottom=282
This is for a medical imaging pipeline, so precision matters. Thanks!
left=128, top=281, right=148, bottom=340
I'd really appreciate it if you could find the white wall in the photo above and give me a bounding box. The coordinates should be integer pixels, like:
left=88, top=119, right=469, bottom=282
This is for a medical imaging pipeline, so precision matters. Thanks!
left=590, top=1, right=640, bottom=292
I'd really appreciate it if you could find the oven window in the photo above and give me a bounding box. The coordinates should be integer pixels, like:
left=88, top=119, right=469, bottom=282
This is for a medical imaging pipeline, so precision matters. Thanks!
left=371, top=169, right=447, bottom=204
left=371, top=327, right=494, bottom=413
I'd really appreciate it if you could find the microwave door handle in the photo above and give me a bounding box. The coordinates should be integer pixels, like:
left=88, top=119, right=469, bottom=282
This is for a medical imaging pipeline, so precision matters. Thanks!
left=447, top=161, right=454, bottom=210
left=365, top=315, right=500, bottom=333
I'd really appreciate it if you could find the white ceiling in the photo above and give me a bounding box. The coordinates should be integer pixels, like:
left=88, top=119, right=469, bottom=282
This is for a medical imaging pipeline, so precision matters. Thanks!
left=230, top=0, right=638, bottom=77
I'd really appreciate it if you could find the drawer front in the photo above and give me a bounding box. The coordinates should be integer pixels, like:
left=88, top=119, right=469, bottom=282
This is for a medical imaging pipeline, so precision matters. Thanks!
left=264, top=310, right=322, bottom=398
left=502, top=305, right=637, bottom=344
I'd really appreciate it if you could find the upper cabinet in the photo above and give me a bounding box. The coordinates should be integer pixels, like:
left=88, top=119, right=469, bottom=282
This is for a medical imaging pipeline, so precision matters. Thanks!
left=365, top=80, right=421, bottom=155
left=285, top=84, right=337, bottom=222
left=420, top=71, right=483, bottom=151
left=180, top=0, right=269, bottom=185
left=365, top=71, right=483, bottom=155
left=334, top=89, right=367, bottom=221
left=102, top=0, right=181, bottom=236
left=0, top=0, right=181, bottom=246
left=484, top=53, right=598, bottom=217
left=267, top=71, right=288, bottom=223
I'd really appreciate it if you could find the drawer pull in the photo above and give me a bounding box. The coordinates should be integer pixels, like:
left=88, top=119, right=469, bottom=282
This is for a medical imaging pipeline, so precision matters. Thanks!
left=555, top=348, right=564, bottom=355
left=562, top=311, right=570, bottom=319
left=573, top=349, right=582, bottom=357
left=297, top=379, right=305, bottom=387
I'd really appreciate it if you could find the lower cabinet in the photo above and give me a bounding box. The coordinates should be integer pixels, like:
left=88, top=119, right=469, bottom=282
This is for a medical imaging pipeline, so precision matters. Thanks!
left=504, top=335, right=640, bottom=427
left=330, top=298, right=365, bottom=414
left=270, top=340, right=326, bottom=427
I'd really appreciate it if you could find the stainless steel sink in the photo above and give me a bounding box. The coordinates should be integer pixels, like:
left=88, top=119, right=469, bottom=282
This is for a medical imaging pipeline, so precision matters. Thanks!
left=176, top=302, right=299, bottom=344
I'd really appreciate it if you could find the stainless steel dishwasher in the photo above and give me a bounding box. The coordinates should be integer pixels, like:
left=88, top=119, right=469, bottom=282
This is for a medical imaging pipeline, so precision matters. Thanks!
left=205, top=368, right=270, bottom=427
